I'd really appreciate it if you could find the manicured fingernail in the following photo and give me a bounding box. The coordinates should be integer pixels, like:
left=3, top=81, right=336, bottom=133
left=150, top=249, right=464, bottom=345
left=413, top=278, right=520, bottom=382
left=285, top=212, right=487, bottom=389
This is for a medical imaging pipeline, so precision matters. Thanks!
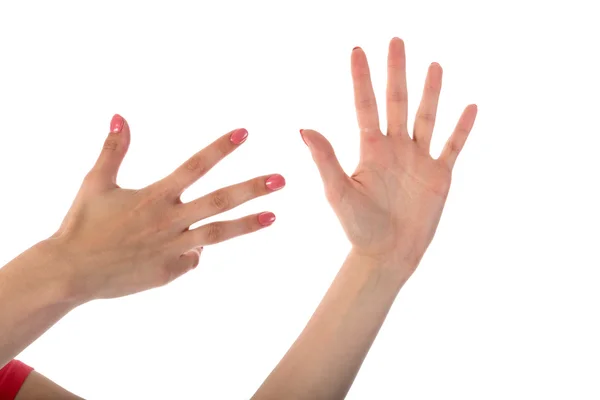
left=299, top=129, right=309, bottom=146
left=353, top=46, right=361, bottom=51
left=258, top=212, right=276, bottom=227
left=110, top=114, right=124, bottom=133
left=265, top=174, right=286, bottom=191
left=230, top=128, right=248, bottom=145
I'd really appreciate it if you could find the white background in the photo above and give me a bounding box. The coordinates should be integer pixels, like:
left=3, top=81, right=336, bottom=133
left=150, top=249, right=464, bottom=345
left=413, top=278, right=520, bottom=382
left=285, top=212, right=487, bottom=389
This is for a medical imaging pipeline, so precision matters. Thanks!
left=1, top=0, right=599, bottom=398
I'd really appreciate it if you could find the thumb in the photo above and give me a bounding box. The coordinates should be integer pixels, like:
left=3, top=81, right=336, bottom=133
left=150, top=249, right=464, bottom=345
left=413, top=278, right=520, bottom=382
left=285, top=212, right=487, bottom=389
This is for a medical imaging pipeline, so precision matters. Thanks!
left=88, top=114, right=131, bottom=189
left=300, top=129, right=349, bottom=202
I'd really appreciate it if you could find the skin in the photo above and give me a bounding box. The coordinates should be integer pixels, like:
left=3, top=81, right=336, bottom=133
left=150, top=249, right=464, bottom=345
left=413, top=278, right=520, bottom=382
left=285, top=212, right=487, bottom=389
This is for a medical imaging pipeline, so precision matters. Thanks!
left=0, top=120, right=285, bottom=396
left=16, top=372, right=82, bottom=399
left=0, top=36, right=475, bottom=398
left=252, top=37, right=477, bottom=399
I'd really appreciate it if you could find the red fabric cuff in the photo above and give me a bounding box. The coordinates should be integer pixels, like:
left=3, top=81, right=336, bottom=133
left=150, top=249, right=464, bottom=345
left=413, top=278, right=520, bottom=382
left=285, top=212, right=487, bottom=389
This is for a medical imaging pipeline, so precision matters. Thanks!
left=0, top=360, right=34, bottom=400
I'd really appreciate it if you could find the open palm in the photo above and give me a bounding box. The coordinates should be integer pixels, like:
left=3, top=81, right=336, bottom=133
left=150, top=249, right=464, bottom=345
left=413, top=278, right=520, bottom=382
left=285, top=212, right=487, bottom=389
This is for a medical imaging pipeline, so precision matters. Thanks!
left=301, top=38, right=477, bottom=267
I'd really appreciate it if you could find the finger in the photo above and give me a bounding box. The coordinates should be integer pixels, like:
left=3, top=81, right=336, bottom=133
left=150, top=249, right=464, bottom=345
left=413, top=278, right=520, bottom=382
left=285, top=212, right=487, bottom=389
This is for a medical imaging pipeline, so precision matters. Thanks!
left=351, top=47, right=381, bottom=138
left=300, top=129, right=349, bottom=204
left=163, top=128, right=248, bottom=196
left=177, top=212, right=276, bottom=250
left=179, top=174, right=285, bottom=226
left=163, top=247, right=203, bottom=285
left=439, top=104, right=478, bottom=170
left=386, top=37, right=409, bottom=137
left=88, top=114, right=131, bottom=190
left=413, top=63, right=443, bottom=151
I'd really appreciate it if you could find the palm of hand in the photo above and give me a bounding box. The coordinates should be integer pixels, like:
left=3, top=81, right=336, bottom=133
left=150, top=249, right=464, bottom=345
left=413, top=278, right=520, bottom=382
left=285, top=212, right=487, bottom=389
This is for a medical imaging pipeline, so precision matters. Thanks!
left=342, top=136, right=451, bottom=259
left=302, top=38, right=477, bottom=264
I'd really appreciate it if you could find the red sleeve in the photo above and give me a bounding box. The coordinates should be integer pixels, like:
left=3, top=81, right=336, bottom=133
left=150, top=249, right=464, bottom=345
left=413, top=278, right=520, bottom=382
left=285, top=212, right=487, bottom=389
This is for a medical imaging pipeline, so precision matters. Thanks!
left=0, top=360, right=34, bottom=400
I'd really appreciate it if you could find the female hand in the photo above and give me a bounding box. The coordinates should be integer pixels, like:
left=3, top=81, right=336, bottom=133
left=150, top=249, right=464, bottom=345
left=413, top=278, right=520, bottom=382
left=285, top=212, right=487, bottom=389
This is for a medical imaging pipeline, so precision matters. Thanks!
left=300, top=37, right=477, bottom=273
left=46, top=115, right=285, bottom=302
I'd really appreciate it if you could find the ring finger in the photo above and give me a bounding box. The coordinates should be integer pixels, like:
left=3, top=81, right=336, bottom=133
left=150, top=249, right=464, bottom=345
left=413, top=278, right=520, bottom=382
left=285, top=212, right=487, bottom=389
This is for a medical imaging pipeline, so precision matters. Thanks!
left=178, top=174, right=285, bottom=227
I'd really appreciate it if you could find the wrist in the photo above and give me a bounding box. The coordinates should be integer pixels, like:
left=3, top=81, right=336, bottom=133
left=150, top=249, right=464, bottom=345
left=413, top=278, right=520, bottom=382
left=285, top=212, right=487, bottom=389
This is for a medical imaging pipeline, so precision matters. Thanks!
left=29, top=238, right=89, bottom=307
left=349, top=246, right=421, bottom=288
left=0, top=240, right=82, bottom=328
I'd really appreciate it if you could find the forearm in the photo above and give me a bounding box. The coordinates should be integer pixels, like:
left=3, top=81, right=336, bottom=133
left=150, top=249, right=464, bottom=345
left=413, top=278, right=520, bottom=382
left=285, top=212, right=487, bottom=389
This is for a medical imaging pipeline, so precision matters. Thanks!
left=16, top=371, right=83, bottom=399
left=0, top=240, right=78, bottom=368
left=253, top=249, right=415, bottom=400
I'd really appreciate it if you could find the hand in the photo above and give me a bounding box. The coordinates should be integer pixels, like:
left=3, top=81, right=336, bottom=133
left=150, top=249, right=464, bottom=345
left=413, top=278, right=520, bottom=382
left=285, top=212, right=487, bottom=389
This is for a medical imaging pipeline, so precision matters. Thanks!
left=46, top=115, right=285, bottom=302
left=300, top=38, right=477, bottom=271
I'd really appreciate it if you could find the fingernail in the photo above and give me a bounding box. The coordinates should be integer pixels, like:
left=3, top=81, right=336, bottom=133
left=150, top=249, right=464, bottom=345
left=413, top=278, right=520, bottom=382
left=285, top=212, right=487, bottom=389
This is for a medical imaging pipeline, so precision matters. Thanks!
left=258, top=212, right=276, bottom=227
left=299, top=129, right=309, bottom=146
left=230, top=128, right=248, bottom=145
left=353, top=46, right=361, bottom=51
left=110, top=114, right=124, bottom=133
left=190, top=247, right=203, bottom=268
left=265, top=174, right=286, bottom=191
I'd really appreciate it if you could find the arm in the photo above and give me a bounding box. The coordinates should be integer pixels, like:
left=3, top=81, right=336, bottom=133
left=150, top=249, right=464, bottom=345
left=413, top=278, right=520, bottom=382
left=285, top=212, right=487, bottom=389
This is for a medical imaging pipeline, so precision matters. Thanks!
left=254, top=37, right=478, bottom=399
left=0, top=360, right=81, bottom=400
left=254, top=251, right=411, bottom=399
left=0, top=243, right=77, bottom=369
left=16, top=371, right=82, bottom=400
left=1, top=116, right=285, bottom=384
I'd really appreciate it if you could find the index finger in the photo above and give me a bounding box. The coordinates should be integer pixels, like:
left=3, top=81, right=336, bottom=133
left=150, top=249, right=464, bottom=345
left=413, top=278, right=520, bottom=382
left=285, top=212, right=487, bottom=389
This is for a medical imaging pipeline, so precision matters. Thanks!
left=439, top=104, right=478, bottom=170
left=162, top=128, right=248, bottom=195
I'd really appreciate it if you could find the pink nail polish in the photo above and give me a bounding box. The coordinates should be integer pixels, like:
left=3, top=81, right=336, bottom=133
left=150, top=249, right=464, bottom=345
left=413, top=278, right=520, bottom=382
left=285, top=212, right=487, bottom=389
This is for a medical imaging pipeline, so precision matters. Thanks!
left=110, top=114, right=124, bottom=133
left=299, top=129, right=309, bottom=146
left=230, top=128, right=248, bottom=145
left=265, top=174, right=286, bottom=191
left=258, top=212, right=276, bottom=227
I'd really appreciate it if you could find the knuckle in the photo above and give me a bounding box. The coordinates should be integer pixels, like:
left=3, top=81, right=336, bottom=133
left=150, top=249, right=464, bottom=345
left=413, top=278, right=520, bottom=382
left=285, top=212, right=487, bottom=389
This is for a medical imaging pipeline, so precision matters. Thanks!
left=449, top=139, right=463, bottom=154
left=210, top=190, right=231, bottom=211
left=252, top=178, right=266, bottom=197
left=169, top=204, right=185, bottom=224
left=388, top=89, right=407, bottom=103
left=357, top=96, right=376, bottom=111
left=184, top=155, right=207, bottom=175
left=418, top=112, right=436, bottom=123
left=83, top=170, right=99, bottom=184
left=206, top=222, right=224, bottom=243
left=245, top=216, right=257, bottom=233
left=154, top=214, right=173, bottom=233
left=312, top=141, right=340, bottom=164
left=324, top=180, right=347, bottom=205
left=323, top=149, right=339, bottom=163
left=103, top=137, right=119, bottom=151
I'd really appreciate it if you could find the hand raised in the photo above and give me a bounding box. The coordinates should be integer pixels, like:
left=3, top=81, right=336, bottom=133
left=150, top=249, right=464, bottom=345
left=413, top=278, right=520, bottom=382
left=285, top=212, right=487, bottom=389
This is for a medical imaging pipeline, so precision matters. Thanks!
left=48, top=115, right=285, bottom=301
left=301, top=38, right=477, bottom=272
